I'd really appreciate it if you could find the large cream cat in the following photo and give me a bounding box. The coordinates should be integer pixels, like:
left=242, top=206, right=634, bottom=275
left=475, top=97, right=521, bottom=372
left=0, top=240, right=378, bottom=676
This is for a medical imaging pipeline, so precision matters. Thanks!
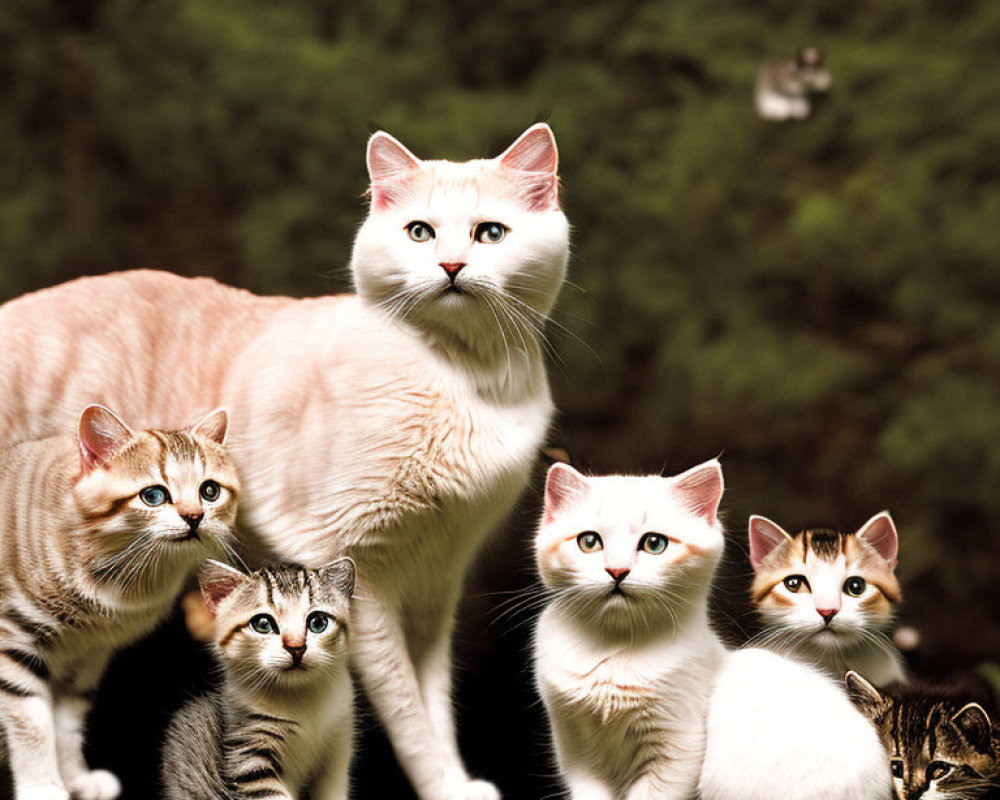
left=0, top=124, right=569, bottom=800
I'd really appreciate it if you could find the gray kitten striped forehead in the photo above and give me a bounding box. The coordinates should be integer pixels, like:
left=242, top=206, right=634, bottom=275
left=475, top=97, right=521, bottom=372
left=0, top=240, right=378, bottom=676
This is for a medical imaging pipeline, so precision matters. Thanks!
left=236, top=562, right=355, bottom=610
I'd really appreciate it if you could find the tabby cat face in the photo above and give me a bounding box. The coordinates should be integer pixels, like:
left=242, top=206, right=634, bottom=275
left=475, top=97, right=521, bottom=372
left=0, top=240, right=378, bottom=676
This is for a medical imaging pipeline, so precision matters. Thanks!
left=73, top=405, right=238, bottom=587
left=847, top=672, right=1000, bottom=800
left=351, top=124, right=569, bottom=350
left=749, top=512, right=901, bottom=650
left=536, top=460, right=724, bottom=633
left=201, top=560, right=356, bottom=689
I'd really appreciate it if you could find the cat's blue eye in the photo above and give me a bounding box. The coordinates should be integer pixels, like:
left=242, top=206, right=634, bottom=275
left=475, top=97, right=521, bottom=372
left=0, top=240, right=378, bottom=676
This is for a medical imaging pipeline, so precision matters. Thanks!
left=200, top=480, right=221, bottom=502
left=249, top=614, right=278, bottom=635
left=139, top=485, right=171, bottom=507
left=783, top=575, right=809, bottom=593
left=890, top=759, right=903, bottom=779
left=406, top=221, right=435, bottom=242
left=576, top=531, right=603, bottom=553
left=474, top=222, right=508, bottom=244
left=926, top=761, right=953, bottom=781
left=638, top=533, right=668, bottom=555
left=307, top=611, right=330, bottom=634
left=843, top=576, right=867, bottom=597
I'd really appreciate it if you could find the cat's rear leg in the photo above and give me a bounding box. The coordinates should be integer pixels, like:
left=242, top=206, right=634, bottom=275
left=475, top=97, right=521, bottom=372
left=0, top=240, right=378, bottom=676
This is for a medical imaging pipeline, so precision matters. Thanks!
left=351, top=591, right=499, bottom=800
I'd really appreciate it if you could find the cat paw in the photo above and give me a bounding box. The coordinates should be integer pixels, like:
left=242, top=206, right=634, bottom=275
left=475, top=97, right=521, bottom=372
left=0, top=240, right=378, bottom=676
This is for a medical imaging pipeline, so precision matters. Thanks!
left=66, top=771, right=121, bottom=800
left=18, top=786, right=70, bottom=800
left=452, top=780, right=501, bottom=800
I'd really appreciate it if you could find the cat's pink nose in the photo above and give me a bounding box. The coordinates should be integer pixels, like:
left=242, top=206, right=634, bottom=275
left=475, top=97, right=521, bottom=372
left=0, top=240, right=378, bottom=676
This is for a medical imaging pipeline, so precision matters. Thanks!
left=283, top=640, right=306, bottom=663
left=606, top=567, right=630, bottom=582
left=818, top=608, right=838, bottom=623
left=440, top=262, right=466, bottom=281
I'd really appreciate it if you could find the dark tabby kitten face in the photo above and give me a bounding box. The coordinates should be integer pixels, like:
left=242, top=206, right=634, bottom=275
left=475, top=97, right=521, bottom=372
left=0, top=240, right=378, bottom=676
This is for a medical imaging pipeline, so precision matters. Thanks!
left=848, top=672, right=1000, bottom=800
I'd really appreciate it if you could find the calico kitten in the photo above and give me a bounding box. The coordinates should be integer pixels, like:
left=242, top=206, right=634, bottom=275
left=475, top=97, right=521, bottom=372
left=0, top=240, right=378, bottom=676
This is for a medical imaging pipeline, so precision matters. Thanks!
left=0, top=405, right=236, bottom=800
left=162, top=559, right=356, bottom=800
left=0, top=123, right=568, bottom=800
left=847, top=672, right=1000, bottom=800
left=755, top=46, right=832, bottom=121
left=749, top=512, right=906, bottom=686
left=534, top=459, right=728, bottom=799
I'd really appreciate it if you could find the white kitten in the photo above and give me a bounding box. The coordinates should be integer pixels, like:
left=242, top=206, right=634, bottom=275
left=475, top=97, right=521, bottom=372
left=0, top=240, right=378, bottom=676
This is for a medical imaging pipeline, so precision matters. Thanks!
left=534, top=460, right=727, bottom=800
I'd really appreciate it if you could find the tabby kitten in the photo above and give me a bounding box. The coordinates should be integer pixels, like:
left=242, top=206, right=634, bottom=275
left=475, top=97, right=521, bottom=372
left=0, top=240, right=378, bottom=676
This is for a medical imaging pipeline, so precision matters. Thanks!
left=755, top=46, right=832, bottom=121
left=534, top=459, right=728, bottom=799
left=162, top=560, right=356, bottom=800
left=847, top=672, right=1000, bottom=800
left=749, top=512, right=906, bottom=686
left=0, top=405, right=236, bottom=800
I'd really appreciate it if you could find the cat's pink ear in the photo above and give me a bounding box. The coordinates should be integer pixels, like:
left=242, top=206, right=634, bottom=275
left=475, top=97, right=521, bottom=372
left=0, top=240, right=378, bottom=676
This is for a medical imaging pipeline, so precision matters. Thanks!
left=367, top=131, right=421, bottom=211
left=498, top=123, right=559, bottom=211
left=318, top=557, right=357, bottom=599
left=856, top=511, right=898, bottom=569
left=191, top=408, right=229, bottom=445
left=748, top=515, right=792, bottom=570
left=845, top=671, right=884, bottom=719
left=544, top=462, right=589, bottom=524
left=78, top=404, right=134, bottom=470
left=672, top=459, right=724, bottom=525
left=951, top=703, right=993, bottom=750
left=198, top=560, right=246, bottom=618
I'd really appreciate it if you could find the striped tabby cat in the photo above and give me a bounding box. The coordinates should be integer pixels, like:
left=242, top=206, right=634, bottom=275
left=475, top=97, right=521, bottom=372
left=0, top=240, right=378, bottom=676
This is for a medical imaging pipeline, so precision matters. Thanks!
left=748, top=512, right=906, bottom=686
left=162, top=560, right=356, bottom=800
left=847, top=671, right=1000, bottom=799
left=0, top=404, right=236, bottom=800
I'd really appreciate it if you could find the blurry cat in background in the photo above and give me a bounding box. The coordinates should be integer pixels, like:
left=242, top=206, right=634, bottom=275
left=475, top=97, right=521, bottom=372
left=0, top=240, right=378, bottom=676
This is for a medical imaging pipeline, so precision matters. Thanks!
left=848, top=671, right=1000, bottom=800
left=749, top=512, right=906, bottom=686
left=755, top=46, right=832, bottom=121
left=162, top=560, right=356, bottom=800
left=0, top=405, right=236, bottom=800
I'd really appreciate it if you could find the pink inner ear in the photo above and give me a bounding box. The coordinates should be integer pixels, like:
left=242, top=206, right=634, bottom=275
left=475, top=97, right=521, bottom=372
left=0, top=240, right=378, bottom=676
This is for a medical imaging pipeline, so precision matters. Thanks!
left=192, top=408, right=229, bottom=445
left=367, top=132, right=420, bottom=211
left=500, top=124, right=559, bottom=211
left=748, top=516, right=790, bottom=571
left=78, top=405, right=133, bottom=470
left=857, top=512, right=898, bottom=568
left=544, top=463, right=588, bottom=524
left=199, top=571, right=243, bottom=618
left=673, top=462, right=724, bottom=525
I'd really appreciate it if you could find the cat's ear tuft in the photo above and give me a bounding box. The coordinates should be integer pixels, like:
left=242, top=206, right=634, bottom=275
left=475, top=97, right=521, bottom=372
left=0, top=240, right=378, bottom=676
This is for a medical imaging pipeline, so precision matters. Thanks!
left=856, top=511, right=898, bottom=569
left=367, top=131, right=421, bottom=211
left=318, top=557, right=357, bottom=599
left=191, top=408, right=229, bottom=445
left=748, top=515, right=792, bottom=570
left=198, top=560, right=246, bottom=618
left=543, top=462, right=589, bottom=524
left=672, top=459, right=724, bottom=525
left=499, top=123, right=559, bottom=211
left=951, top=703, right=993, bottom=751
left=844, top=671, right=884, bottom=718
left=78, top=404, right=134, bottom=470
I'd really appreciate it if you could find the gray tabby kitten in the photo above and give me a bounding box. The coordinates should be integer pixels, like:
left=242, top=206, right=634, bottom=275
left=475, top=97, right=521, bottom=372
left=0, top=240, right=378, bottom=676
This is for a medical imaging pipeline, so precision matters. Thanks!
left=0, top=404, right=236, bottom=800
left=162, top=560, right=356, bottom=800
left=848, top=672, right=1000, bottom=800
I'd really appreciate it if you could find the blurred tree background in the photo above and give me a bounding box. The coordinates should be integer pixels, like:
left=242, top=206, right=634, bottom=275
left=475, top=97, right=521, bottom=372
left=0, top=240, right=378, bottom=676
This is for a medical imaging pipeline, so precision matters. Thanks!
left=1, top=0, right=999, bottom=797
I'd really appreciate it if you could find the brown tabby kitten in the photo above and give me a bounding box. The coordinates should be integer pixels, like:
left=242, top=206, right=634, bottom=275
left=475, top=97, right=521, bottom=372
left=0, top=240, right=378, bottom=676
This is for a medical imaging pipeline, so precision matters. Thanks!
left=847, top=671, right=1000, bottom=800
left=0, top=405, right=238, bottom=800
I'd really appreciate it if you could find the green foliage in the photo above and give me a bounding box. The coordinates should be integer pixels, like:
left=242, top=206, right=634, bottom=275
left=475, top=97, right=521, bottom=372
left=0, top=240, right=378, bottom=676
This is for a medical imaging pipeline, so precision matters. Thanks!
left=0, top=0, right=997, bottom=667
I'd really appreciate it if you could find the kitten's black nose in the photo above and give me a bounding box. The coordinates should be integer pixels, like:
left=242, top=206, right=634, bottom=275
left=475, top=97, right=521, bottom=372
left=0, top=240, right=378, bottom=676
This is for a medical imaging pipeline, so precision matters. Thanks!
left=182, top=513, right=203, bottom=531
left=440, top=262, right=466, bottom=284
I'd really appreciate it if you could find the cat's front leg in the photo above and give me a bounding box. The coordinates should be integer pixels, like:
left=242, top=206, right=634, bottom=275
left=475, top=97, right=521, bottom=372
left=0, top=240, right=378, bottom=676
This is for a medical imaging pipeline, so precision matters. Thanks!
left=53, top=692, right=120, bottom=800
left=0, top=684, right=69, bottom=800
left=351, top=591, right=499, bottom=800
left=561, top=770, right=615, bottom=800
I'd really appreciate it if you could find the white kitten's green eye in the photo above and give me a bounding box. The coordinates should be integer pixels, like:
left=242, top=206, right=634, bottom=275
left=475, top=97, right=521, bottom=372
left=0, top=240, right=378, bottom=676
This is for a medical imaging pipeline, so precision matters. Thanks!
left=474, top=221, right=508, bottom=244
left=200, top=480, right=221, bottom=502
left=576, top=531, right=603, bottom=553
left=890, top=759, right=903, bottom=779
left=843, top=576, right=867, bottom=597
left=249, top=614, right=278, bottom=634
left=638, top=533, right=668, bottom=555
left=139, top=485, right=171, bottom=507
left=783, top=575, right=809, bottom=593
left=926, top=761, right=953, bottom=781
left=406, top=221, right=435, bottom=242
left=307, top=611, right=330, bottom=634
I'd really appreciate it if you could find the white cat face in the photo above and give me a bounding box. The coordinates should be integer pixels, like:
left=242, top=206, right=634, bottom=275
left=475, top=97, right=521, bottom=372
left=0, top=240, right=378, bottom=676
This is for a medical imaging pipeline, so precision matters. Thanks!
left=350, top=125, right=569, bottom=351
left=536, top=461, right=725, bottom=631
